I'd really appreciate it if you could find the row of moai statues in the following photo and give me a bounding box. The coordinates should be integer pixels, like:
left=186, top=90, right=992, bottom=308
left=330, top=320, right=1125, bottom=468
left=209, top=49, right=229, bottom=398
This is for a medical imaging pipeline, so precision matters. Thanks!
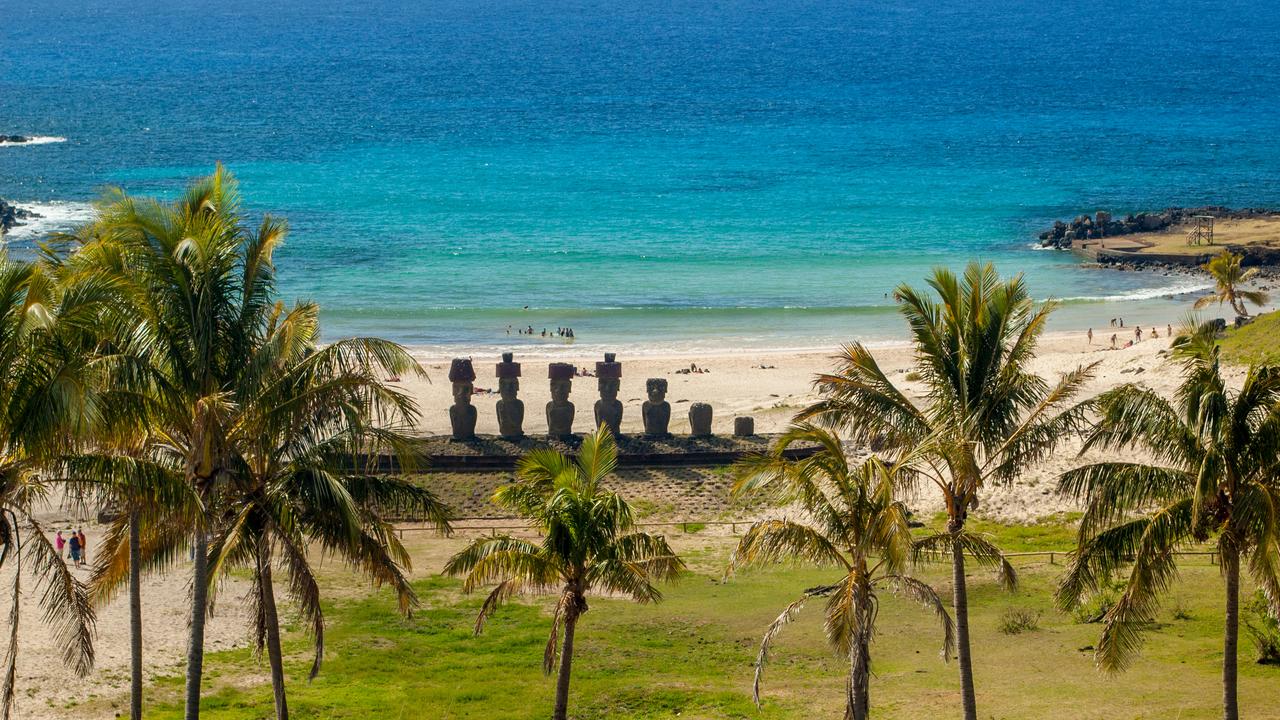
left=446, top=353, right=755, bottom=441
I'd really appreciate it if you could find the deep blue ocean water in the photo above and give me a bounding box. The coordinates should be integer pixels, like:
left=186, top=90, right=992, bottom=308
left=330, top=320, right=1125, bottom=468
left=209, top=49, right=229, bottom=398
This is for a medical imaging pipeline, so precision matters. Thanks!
left=4, top=0, right=1279, bottom=354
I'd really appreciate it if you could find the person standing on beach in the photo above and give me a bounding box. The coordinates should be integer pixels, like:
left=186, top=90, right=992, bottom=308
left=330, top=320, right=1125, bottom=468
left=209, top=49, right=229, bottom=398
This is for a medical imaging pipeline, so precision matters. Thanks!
left=77, top=529, right=87, bottom=565
left=56, top=530, right=66, bottom=558
left=1167, top=323, right=1172, bottom=337
left=1110, top=333, right=1117, bottom=348
left=68, top=531, right=81, bottom=566
left=1087, top=328, right=1093, bottom=344
left=1135, top=326, right=1142, bottom=342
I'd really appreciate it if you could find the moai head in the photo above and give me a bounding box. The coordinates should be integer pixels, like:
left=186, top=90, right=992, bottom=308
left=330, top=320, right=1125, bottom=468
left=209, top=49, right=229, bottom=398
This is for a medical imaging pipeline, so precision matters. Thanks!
left=548, top=362, right=575, bottom=402
left=646, top=378, right=668, bottom=403
left=596, top=353, right=622, bottom=401
left=496, top=352, right=521, bottom=399
left=449, top=358, right=476, bottom=404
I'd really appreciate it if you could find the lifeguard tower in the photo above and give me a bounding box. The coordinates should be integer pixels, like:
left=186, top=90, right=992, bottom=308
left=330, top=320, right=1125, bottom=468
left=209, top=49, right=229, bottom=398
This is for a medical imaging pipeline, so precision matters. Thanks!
left=1186, top=215, right=1214, bottom=246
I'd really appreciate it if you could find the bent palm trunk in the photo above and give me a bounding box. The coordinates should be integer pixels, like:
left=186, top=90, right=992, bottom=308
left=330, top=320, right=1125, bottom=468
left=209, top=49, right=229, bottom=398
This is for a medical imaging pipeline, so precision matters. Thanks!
left=129, top=513, right=143, bottom=720
left=1223, top=543, right=1240, bottom=720
left=259, top=542, right=289, bottom=720
left=553, top=609, right=579, bottom=720
left=951, top=527, right=977, bottom=720
left=184, top=531, right=208, bottom=720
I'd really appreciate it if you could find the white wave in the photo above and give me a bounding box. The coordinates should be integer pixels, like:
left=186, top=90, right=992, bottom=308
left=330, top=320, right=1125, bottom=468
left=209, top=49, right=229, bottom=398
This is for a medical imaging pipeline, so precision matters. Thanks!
left=1, top=201, right=96, bottom=243
left=0, top=135, right=67, bottom=147
left=1054, top=280, right=1213, bottom=303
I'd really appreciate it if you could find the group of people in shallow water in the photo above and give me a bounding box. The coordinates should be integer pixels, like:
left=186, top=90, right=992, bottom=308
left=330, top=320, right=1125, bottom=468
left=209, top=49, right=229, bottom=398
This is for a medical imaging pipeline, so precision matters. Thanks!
left=1086, top=322, right=1173, bottom=349
left=55, top=529, right=88, bottom=566
left=507, top=325, right=576, bottom=339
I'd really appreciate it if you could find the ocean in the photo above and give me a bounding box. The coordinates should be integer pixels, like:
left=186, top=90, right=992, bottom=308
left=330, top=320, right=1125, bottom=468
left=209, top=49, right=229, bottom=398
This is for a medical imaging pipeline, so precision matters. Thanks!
left=3, top=0, right=1279, bottom=355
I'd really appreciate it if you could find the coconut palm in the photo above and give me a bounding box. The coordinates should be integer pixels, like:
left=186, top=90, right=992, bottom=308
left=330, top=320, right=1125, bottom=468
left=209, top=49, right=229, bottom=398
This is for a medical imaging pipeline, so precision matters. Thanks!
left=444, top=425, right=684, bottom=720
left=63, top=165, right=284, bottom=719
left=0, top=252, right=113, bottom=719
left=1057, top=320, right=1280, bottom=720
left=729, top=425, right=954, bottom=720
left=204, top=301, right=451, bottom=720
left=63, top=165, right=425, bottom=719
left=64, top=445, right=194, bottom=720
left=1195, top=252, right=1269, bottom=317
left=798, top=262, right=1094, bottom=720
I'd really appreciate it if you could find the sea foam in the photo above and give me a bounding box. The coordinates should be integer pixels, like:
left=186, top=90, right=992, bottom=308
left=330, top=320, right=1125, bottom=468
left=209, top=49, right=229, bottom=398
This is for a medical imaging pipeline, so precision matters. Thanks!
left=0, top=136, right=68, bottom=147
left=0, top=201, right=95, bottom=243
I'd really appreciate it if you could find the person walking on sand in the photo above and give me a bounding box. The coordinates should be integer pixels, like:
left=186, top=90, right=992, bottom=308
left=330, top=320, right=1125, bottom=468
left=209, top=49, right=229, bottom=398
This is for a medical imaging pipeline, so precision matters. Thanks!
left=1087, top=328, right=1093, bottom=344
left=56, top=530, right=66, bottom=559
left=68, top=531, right=81, bottom=566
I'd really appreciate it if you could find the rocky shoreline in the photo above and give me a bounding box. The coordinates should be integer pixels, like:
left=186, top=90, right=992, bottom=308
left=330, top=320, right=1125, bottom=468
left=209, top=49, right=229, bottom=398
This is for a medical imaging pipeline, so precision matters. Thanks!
left=1037, top=206, right=1279, bottom=249
left=0, top=198, right=40, bottom=235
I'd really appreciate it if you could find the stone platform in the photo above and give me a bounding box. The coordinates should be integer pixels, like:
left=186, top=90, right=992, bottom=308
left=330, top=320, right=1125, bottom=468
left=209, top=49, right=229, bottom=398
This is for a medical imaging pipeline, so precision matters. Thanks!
left=392, top=433, right=816, bottom=471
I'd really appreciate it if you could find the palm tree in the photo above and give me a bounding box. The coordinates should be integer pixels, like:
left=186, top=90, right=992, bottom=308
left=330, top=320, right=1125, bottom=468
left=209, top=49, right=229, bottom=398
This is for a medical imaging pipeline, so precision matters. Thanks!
left=1195, top=252, right=1269, bottom=317
left=444, top=425, right=684, bottom=720
left=0, top=252, right=111, bottom=719
left=63, top=165, right=282, bottom=719
left=64, top=165, right=427, bottom=719
left=66, top=446, right=194, bottom=720
left=798, top=262, right=1093, bottom=720
left=1057, top=320, right=1280, bottom=720
left=205, top=301, right=452, bottom=720
left=728, top=425, right=954, bottom=720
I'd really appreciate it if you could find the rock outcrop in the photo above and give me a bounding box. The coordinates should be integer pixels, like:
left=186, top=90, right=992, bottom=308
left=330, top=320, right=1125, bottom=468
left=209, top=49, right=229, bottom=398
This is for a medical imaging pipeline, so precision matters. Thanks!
left=1038, top=206, right=1279, bottom=249
left=0, top=199, right=40, bottom=235
left=0, top=135, right=31, bottom=144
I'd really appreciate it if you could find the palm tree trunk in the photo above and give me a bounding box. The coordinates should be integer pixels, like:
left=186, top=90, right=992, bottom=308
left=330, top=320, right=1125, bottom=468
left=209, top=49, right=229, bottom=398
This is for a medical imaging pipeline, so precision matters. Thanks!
left=847, top=636, right=870, bottom=720
left=129, top=511, right=143, bottom=720
left=951, top=526, right=978, bottom=720
left=184, top=530, right=208, bottom=720
left=1223, top=542, right=1240, bottom=720
left=553, top=609, right=579, bottom=720
left=259, top=541, right=289, bottom=720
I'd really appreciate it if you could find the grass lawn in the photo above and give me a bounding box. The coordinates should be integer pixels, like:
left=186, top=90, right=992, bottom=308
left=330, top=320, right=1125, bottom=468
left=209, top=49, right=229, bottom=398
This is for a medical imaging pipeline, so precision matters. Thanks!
left=1219, top=311, right=1280, bottom=366
left=119, top=521, right=1279, bottom=720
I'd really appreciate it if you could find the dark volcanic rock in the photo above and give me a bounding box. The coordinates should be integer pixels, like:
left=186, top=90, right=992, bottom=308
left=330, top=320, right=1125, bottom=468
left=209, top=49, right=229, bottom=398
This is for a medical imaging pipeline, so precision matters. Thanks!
left=0, top=135, right=31, bottom=144
left=0, top=199, right=40, bottom=234
left=1038, top=206, right=1280, bottom=249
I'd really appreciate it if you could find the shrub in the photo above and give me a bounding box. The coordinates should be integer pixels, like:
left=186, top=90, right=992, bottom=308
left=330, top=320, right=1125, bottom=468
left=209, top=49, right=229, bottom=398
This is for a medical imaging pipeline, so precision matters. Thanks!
left=1170, top=596, right=1193, bottom=621
left=1072, top=583, right=1123, bottom=624
left=1244, top=590, right=1280, bottom=665
left=998, top=608, right=1041, bottom=635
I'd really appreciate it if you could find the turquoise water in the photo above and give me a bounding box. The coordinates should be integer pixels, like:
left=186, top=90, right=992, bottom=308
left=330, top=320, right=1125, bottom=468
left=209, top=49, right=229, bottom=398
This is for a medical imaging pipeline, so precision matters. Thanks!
left=3, top=0, right=1278, bottom=353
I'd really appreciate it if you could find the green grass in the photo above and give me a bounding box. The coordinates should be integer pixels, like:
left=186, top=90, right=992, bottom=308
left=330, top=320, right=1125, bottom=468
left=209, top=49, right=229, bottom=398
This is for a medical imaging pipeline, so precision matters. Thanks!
left=134, top=522, right=1280, bottom=720
left=1219, top=311, right=1280, bottom=366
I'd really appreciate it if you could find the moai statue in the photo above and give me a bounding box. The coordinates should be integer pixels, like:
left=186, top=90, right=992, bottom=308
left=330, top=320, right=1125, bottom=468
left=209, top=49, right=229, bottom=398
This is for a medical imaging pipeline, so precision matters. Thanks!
left=642, top=378, right=671, bottom=438
left=733, top=416, right=755, bottom=437
left=495, top=352, right=524, bottom=440
left=448, top=358, right=477, bottom=441
left=688, top=402, right=713, bottom=437
left=594, top=353, right=623, bottom=437
left=546, top=362, right=576, bottom=438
